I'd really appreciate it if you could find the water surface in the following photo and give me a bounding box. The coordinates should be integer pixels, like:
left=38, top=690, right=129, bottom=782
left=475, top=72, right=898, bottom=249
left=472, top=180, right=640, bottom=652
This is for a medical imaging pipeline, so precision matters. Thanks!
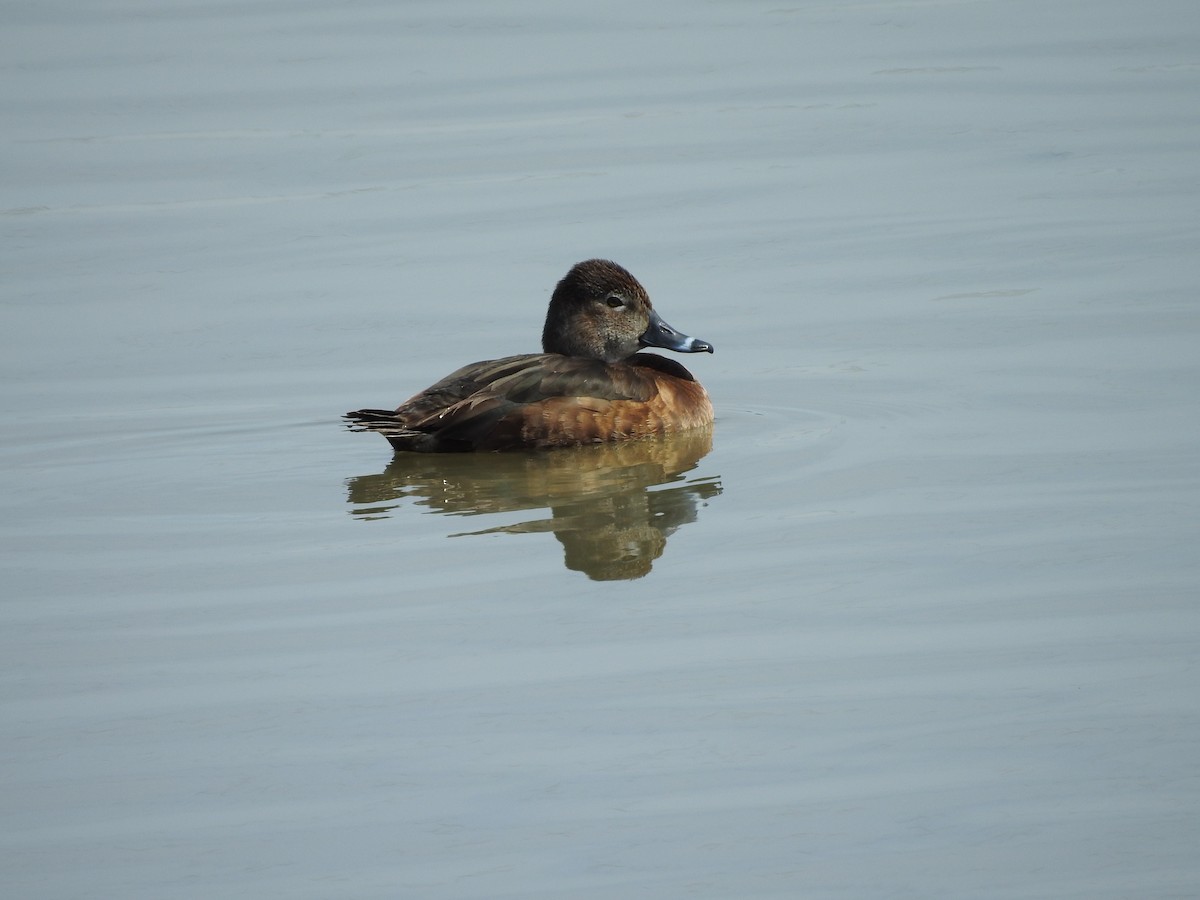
left=3, top=1, right=1198, bottom=897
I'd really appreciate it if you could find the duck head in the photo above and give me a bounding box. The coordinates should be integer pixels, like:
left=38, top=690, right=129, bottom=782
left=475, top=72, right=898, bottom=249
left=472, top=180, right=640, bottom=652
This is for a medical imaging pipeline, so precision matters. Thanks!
left=541, top=259, right=715, bottom=363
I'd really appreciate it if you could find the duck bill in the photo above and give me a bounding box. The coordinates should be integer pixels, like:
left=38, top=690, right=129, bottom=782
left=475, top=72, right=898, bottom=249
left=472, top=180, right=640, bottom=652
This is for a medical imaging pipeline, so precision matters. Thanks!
left=639, top=309, right=715, bottom=354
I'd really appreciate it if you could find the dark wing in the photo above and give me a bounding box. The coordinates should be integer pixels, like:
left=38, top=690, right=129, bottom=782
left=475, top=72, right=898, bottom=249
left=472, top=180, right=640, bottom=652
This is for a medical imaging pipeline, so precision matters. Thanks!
left=347, top=353, right=661, bottom=451
left=392, top=354, right=541, bottom=421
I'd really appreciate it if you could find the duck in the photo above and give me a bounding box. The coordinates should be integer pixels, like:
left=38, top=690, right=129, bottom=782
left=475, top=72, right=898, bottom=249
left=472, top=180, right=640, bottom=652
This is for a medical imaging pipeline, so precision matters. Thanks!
left=344, top=259, right=714, bottom=452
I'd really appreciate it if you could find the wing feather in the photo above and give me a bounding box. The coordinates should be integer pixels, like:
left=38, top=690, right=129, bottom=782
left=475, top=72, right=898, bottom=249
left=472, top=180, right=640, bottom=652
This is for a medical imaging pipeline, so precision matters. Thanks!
left=347, top=353, right=690, bottom=451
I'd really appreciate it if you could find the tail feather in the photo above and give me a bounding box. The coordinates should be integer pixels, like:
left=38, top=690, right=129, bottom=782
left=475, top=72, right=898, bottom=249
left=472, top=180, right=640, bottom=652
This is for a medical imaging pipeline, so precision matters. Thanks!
left=344, top=409, right=445, bottom=452
left=343, top=408, right=402, bottom=429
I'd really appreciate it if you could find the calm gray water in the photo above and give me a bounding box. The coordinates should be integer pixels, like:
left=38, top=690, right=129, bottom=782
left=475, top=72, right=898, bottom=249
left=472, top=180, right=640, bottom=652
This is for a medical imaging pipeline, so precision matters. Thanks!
left=3, top=1, right=1198, bottom=897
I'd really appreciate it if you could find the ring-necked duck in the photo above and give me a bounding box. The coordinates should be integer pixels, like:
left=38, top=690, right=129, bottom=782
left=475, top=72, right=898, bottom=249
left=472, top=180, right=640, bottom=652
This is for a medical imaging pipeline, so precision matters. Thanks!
left=345, top=259, right=714, bottom=451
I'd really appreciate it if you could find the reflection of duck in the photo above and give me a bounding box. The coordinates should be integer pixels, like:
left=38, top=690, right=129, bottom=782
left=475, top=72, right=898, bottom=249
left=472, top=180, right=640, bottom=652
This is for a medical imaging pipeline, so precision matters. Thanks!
left=345, top=259, right=714, bottom=451
left=345, top=429, right=721, bottom=580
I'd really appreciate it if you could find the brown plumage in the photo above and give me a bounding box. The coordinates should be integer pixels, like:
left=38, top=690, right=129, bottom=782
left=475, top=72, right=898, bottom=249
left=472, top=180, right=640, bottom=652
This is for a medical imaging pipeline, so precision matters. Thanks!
left=345, top=259, right=714, bottom=452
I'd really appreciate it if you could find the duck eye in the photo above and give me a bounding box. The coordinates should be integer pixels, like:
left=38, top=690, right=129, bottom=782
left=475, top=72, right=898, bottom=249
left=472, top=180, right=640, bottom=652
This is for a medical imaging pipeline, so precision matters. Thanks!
left=605, top=295, right=624, bottom=309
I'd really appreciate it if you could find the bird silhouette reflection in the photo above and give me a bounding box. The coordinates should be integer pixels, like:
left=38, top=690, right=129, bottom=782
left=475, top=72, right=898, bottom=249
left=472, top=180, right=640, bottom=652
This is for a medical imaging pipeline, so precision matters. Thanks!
left=345, top=428, right=721, bottom=580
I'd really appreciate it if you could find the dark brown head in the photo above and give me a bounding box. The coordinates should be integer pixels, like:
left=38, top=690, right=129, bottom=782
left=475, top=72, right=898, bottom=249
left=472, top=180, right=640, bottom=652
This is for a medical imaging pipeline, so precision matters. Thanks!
left=541, top=259, right=714, bottom=363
